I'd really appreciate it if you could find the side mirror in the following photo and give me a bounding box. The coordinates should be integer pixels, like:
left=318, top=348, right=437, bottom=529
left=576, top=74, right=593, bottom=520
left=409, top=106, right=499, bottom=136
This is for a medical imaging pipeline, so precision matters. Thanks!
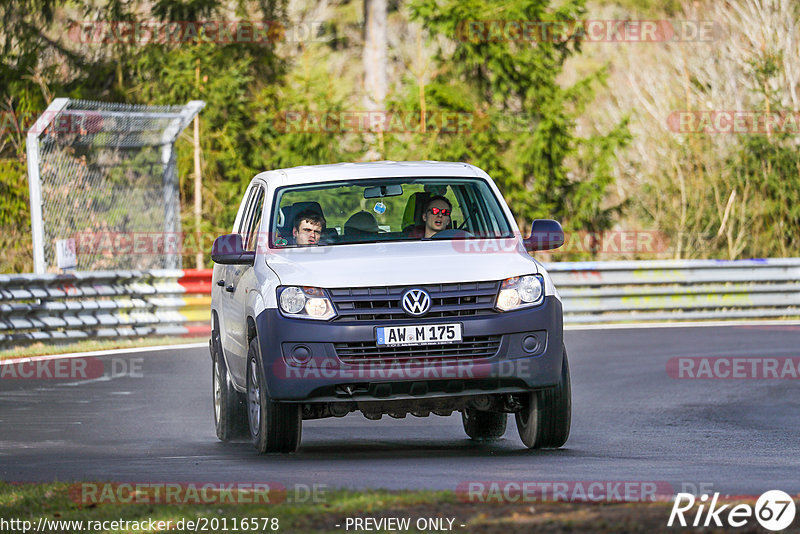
left=524, top=219, right=564, bottom=251
left=211, top=234, right=255, bottom=265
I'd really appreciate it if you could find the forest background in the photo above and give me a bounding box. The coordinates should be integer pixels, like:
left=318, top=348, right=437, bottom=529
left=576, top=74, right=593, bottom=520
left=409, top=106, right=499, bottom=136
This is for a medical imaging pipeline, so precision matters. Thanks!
left=1, top=0, right=798, bottom=272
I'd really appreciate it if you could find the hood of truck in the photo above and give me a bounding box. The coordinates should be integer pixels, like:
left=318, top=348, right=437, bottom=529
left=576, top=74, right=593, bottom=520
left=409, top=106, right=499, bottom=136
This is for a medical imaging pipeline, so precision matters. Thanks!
left=266, top=239, right=539, bottom=288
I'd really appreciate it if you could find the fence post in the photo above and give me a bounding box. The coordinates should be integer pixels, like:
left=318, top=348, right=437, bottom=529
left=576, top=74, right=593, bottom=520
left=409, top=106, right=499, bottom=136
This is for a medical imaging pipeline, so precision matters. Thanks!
left=27, top=98, right=69, bottom=274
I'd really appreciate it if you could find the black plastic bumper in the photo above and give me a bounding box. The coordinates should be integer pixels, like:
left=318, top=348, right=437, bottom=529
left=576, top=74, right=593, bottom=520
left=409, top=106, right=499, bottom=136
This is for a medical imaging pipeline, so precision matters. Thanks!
left=255, top=296, right=564, bottom=402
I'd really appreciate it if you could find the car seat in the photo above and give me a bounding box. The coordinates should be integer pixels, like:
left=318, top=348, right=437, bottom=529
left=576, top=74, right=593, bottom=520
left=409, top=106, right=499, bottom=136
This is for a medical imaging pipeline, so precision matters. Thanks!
left=344, top=211, right=379, bottom=239
left=321, top=227, right=339, bottom=244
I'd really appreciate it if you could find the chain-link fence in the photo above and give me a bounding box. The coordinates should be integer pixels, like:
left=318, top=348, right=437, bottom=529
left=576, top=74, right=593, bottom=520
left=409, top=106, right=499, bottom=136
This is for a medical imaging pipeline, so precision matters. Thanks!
left=26, top=98, right=204, bottom=273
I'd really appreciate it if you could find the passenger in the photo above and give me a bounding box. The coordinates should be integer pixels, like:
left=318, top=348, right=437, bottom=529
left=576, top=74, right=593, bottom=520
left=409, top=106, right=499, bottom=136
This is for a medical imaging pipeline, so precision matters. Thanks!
left=293, top=209, right=326, bottom=245
left=421, top=196, right=452, bottom=238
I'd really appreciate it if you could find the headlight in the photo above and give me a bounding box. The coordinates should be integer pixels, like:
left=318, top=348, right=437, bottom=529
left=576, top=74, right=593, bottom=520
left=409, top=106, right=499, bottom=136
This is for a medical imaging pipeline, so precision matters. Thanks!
left=495, top=275, right=544, bottom=311
left=278, top=286, right=337, bottom=320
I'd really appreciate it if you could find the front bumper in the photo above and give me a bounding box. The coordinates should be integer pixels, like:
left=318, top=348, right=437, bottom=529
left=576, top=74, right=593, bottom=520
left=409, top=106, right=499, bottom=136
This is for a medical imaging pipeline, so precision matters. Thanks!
left=255, top=296, right=564, bottom=401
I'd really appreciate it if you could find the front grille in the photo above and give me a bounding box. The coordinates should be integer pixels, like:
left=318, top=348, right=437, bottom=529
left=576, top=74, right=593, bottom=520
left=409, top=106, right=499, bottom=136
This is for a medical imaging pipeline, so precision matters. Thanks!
left=334, top=335, right=502, bottom=363
left=329, top=281, right=500, bottom=321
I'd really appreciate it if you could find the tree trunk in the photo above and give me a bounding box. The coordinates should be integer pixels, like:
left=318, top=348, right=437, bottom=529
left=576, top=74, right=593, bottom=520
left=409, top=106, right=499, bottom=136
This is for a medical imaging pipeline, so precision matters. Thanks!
left=363, top=0, right=387, bottom=159
left=194, top=60, right=203, bottom=269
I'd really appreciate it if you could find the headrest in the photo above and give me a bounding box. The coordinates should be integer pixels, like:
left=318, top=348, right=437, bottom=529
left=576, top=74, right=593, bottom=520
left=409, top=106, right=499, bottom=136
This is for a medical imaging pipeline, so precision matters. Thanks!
left=401, top=191, right=432, bottom=229
left=344, top=211, right=379, bottom=235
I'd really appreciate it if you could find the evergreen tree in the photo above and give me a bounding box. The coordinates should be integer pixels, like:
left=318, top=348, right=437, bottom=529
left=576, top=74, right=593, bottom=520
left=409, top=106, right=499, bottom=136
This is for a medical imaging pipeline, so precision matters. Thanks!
left=401, top=0, right=629, bottom=253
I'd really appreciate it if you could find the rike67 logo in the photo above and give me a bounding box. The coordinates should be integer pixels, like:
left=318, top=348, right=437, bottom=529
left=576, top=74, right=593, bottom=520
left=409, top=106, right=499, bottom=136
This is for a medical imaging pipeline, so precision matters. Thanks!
left=668, top=490, right=796, bottom=531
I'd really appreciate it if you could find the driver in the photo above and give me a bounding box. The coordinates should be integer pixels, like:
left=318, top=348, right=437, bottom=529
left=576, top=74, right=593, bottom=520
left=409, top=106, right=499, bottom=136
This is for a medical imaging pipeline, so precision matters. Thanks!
left=421, top=196, right=452, bottom=238
left=293, top=209, right=326, bottom=245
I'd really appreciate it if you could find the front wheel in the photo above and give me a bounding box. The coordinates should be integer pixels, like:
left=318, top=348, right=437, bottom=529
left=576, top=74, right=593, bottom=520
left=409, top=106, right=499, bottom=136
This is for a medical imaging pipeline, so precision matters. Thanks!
left=515, top=345, right=571, bottom=449
left=246, top=338, right=302, bottom=453
left=212, top=333, right=248, bottom=441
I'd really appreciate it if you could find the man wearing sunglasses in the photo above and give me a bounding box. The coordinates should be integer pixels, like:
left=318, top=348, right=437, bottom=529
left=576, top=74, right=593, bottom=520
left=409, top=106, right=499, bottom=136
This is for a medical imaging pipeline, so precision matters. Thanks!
left=421, top=196, right=453, bottom=238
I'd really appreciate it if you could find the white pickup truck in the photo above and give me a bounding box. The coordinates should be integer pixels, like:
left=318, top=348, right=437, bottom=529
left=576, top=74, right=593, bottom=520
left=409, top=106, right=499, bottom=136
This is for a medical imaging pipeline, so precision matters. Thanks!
left=210, top=161, right=570, bottom=453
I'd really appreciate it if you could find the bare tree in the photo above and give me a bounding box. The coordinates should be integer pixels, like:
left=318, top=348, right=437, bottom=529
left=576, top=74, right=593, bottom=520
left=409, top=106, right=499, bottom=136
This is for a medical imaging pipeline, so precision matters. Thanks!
left=587, top=0, right=800, bottom=259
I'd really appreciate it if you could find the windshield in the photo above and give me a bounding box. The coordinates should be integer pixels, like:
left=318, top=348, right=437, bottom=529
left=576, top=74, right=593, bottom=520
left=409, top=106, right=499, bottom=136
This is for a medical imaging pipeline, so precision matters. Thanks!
left=270, top=177, right=514, bottom=247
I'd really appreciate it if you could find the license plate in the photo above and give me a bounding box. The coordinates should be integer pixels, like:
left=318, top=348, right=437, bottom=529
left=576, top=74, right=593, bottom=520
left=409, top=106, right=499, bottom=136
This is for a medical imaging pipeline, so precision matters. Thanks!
left=376, top=323, right=462, bottom=346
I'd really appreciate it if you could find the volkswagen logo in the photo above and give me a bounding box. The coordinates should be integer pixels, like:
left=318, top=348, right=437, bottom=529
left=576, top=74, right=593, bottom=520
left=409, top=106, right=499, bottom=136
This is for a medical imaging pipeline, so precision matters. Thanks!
left=401, top=288, right=431, bottom=317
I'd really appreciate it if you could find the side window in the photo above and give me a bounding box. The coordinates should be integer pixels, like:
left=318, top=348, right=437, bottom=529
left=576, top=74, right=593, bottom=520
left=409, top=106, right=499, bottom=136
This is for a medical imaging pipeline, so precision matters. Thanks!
left=244, top=187, right=265, bottom=252
left=235, top=186, right=257, bottom=234
left=457, top=184, right=493, bottom=234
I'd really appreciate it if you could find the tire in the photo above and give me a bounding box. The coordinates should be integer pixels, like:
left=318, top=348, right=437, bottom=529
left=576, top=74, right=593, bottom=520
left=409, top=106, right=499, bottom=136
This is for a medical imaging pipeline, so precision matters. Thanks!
left=246, top=338, right=302, bottom=453
left=515, top=345, right=571, bottom=449
left=212, top=332, right=248, bottom=441
left=462, top=409, right=507, bottom=440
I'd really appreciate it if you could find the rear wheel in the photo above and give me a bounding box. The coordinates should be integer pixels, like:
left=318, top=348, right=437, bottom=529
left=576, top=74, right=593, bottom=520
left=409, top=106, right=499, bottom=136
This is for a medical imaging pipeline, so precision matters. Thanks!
left=212, top=333, right=248, bottom=441
left=515, top=345, right=571, bottom=449
left=246, top=338, right=302, bottom=453
left=462, top=409, right=507, bottom=440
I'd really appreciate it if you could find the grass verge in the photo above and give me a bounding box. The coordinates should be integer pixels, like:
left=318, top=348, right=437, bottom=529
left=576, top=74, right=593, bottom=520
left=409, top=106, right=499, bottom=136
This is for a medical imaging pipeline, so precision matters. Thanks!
left=0, top=482, right=759, bottom=534
left=0, top=336, right=208, bottom=361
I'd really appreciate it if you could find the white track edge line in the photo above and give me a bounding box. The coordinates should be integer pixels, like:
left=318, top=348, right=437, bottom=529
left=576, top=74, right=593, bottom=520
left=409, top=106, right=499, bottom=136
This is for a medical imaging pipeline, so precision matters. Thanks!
left=565, top=319, right=800, bottom=330
left=0, top=342, right=208, bottom=366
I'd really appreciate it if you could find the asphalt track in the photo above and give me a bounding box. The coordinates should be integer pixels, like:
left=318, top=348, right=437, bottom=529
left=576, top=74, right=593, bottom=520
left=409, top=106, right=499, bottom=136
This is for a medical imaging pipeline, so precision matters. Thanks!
left=1, top=324, right=798, bottom=496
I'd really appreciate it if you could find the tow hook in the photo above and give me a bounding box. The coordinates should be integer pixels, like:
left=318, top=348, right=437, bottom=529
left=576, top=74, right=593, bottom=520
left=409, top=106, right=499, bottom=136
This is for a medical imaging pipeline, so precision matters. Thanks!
left=504, top=394, right=523, bottom=412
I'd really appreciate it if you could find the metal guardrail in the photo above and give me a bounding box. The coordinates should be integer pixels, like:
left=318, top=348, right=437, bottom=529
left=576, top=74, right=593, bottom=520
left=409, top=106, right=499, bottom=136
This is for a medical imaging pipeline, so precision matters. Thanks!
left=0, top=269, right=211, bottom=348
left=1, top=259, right=798, bottom=348
left=546, top=258, right=800, bottom=323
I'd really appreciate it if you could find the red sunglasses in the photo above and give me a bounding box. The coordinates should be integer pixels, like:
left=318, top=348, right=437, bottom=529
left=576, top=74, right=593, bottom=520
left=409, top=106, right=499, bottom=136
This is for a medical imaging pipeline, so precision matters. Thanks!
left=428, top=207, right=451, bottom=216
